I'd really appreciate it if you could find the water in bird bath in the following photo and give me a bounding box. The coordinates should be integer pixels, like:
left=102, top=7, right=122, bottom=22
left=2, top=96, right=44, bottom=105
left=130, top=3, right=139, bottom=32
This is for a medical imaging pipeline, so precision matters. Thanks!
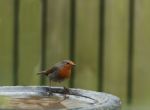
left=0, top=93, right=95, bottom=110
left=0, top=95, right=66, bottom=109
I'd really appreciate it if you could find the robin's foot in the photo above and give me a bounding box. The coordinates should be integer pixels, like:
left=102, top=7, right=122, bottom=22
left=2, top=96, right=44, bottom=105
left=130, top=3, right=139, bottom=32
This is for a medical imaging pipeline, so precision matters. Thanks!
left=44, top=87, right=53, bottom=96
left=47, top=91, right=53, bottom=96
left=62, top=87, right=70, bottom=100
left=63, top=87, right=70, bottom=94
left=64, top=94, right=69, bottom=99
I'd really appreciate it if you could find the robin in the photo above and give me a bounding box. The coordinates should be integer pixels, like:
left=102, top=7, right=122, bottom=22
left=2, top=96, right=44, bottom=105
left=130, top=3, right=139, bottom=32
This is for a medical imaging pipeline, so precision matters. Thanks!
left=37, top=59, right=76, bottom=86
left=37, top=61, right=96, bottom=101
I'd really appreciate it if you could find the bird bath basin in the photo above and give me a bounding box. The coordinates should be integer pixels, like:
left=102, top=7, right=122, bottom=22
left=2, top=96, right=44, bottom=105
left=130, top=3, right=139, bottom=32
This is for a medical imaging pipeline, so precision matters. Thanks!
left=0, top=86, right=121, bottom=110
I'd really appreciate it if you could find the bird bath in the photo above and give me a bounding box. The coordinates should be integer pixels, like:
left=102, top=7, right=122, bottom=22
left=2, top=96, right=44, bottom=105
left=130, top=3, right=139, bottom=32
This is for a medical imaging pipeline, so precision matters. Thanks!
left=0, top=86, right=121, bottom=110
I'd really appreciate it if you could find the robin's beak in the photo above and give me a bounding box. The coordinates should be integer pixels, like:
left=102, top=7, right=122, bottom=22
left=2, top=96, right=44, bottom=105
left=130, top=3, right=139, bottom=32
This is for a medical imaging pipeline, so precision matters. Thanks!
left=70, top=61, right=76, bottom=66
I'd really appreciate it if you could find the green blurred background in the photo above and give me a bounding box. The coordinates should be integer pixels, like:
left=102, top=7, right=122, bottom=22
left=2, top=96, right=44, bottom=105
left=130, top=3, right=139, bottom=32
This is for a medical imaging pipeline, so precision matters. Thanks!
left=0, top=0, right=150, bottom=110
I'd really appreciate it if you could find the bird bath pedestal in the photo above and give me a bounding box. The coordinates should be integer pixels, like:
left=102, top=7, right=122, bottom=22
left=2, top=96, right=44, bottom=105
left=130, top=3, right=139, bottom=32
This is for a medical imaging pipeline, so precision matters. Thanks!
left=0, top=86, right=121, bottom=110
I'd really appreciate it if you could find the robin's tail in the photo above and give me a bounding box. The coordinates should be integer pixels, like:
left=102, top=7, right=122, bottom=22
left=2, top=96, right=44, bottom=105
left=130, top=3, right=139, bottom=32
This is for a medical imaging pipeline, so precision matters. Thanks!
left=37, top=71, right=47, bottom=75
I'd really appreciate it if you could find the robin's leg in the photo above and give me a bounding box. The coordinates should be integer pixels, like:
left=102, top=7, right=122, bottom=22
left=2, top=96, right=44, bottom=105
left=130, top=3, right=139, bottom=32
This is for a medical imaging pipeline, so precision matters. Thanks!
left=63, top=87, right=70, bottom=94
left=62, top=86, right=70, bottom=99
left=46, top=80, right=53, bottom=96
left=57, top=80, right=70, bottom=94
left=49, top=80, right=52, bottom=88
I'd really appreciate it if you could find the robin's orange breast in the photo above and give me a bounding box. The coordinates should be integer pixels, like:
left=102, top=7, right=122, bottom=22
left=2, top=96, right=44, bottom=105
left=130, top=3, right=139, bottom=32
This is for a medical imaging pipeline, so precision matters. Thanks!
left=59, top=67, right=71, bottom=79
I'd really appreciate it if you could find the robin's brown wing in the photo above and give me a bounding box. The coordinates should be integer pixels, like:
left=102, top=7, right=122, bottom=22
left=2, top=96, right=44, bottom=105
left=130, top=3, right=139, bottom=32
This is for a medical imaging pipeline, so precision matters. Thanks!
left=45, top=66, right=58, bottom=75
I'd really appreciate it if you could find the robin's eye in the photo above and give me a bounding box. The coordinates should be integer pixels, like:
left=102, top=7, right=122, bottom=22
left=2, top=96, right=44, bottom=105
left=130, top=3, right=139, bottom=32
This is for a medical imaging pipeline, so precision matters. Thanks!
left=66, top=62, right=70, bottom=64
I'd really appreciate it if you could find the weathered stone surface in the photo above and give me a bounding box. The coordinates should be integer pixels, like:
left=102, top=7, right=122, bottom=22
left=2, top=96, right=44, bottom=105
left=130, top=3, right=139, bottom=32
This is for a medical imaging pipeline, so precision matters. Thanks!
left=0, top=86, right=121, bottom=110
